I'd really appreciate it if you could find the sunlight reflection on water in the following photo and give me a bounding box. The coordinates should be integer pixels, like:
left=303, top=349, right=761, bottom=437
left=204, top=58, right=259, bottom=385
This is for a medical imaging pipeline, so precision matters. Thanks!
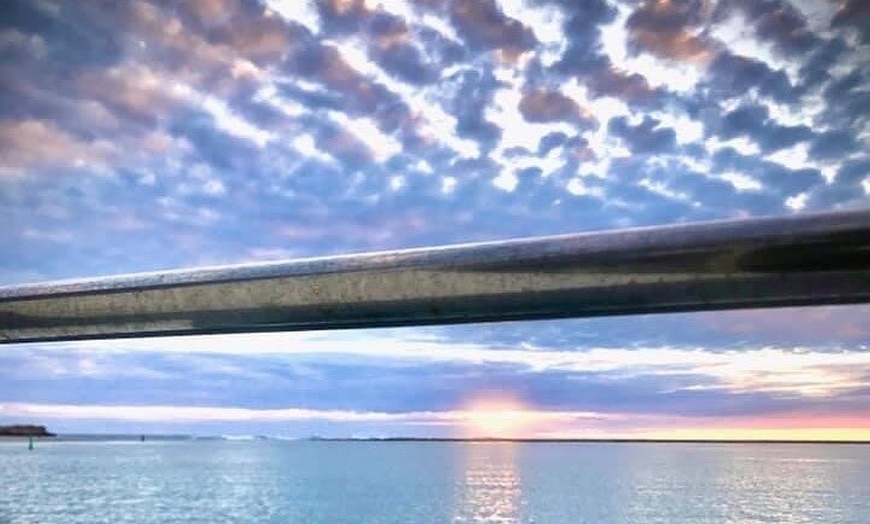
left=453, top=443, right=524, bottom=524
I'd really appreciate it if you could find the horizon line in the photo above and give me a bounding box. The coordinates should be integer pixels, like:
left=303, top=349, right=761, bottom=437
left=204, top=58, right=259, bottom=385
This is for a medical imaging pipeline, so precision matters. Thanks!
left=10, top=434, right=868, bottom=445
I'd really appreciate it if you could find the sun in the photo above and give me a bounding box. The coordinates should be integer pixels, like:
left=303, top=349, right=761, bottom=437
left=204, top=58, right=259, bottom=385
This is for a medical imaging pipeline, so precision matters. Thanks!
left=460, top=395, right=534, bottom=438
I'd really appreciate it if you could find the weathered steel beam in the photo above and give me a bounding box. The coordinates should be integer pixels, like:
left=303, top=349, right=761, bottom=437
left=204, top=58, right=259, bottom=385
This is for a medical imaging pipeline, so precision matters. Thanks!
left=2, top=209, right=869, bottom=344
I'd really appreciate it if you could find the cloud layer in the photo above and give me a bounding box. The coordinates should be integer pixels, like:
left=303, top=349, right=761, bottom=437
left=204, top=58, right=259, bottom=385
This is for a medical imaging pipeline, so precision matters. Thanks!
left=1, top=0, right=868, bottom=281
left=2, top=317, right=868, bottom=435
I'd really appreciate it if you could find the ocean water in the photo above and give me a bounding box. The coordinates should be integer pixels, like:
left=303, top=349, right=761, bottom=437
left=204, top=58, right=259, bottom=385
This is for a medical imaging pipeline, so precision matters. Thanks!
left=1, top=441, right=867, bottom=523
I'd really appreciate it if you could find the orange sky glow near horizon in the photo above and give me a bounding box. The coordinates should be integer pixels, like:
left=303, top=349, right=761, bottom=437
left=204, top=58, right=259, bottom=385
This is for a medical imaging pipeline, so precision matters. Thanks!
left=458, top=393, right=869, bottom=441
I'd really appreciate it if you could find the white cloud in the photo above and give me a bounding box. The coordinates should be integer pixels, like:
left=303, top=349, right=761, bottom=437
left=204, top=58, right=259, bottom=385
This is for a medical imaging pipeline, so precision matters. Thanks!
left=765, top=98, right=821, bottom=129
left=19, top=330, right=870, bottom=399
left=264, top=0, right=320, bottom=34
left=328, top=112, right=402, bottom=162
left=705, top=135, right=761, bottom=157
left=422, top=13, right=462, bottom=44
left=498, top=0, right=567, bottom=67
left=488, top=80, right=576, bottom=151
left=364, top=0, right=415, bottom=20
left=650, top=111, right=704, bottom=145
left=292, top=133, right=334, bottom=164
left=492, top=171, right=518, bottom=192
left=11, top=351, right=171, bottom=380
left=566, top=177, right=604, bottom=198
left=202, top=179, right=227, bottom=196
left=599, top=4, right=706, bottom=93
left=789, top=0, right=839, bottom=35
left=639, top=177, right=689, bottom=202
left=255, top=83, right=308, bottom=117
left=558, top=80, right=632, bottom=176
left=720, top=171, right=762, bottom=192
left=765, top=143, right=813, bottom=172
left=200, top=95, right=275, bottom=147
left=0, top=402, right=609, bottom=424
left=389, top=175, right=405, bottom=191
left=441, top=176, right=457, bottom=194
left=333, top=38, right=481, bottom=159
left=709, top=11, right=802, bottom=85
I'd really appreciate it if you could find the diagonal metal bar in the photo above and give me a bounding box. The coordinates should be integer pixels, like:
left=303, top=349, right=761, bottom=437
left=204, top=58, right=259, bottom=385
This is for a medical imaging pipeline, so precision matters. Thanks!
left=2, top=209, right=869, bottom=344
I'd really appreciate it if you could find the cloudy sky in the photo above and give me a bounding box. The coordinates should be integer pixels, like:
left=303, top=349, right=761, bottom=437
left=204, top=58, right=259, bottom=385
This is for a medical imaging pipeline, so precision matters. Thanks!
left=1, top=0, right=868, bottom=439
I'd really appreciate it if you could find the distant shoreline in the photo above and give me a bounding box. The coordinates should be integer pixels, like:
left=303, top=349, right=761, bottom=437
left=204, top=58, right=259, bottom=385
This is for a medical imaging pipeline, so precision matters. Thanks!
left=2, top=435, right=865, bottom=445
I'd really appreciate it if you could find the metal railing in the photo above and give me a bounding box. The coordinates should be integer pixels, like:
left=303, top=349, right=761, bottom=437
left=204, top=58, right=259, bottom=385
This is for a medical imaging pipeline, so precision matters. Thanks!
left=2, top=209, right=869, bottom=344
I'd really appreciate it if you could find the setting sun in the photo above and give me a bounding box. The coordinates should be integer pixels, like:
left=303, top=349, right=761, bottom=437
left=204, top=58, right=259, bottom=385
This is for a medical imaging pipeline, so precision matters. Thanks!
left=460, top=395, right=535, bottom=438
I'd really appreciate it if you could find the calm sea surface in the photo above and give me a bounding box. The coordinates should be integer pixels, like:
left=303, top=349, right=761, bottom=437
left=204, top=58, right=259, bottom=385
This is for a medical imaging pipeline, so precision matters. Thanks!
left=1, top=440, right=867, bottom=523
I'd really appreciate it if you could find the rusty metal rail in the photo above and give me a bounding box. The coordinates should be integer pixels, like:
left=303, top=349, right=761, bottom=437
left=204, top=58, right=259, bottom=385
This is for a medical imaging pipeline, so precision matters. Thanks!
left=2, top=209, right=869, bottom=343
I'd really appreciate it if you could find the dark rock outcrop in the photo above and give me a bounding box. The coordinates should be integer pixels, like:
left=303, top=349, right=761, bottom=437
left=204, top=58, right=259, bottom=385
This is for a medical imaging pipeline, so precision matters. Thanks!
left=0, top=425, right=56, bottom=437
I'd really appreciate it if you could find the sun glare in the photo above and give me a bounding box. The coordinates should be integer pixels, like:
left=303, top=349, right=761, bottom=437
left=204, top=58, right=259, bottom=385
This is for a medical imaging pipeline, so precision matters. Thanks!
left=461, top=395, right=535, bottom=438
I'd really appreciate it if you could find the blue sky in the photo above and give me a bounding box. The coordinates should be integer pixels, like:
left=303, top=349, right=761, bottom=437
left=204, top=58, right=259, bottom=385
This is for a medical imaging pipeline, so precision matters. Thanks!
left=1, top=0, right=868, bottom=438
